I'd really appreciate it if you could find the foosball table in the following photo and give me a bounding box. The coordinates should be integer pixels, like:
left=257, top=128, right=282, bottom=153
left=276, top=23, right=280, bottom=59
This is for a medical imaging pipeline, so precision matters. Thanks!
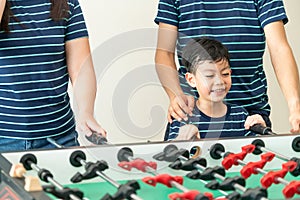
left=1, top=133, right=300, bottom=200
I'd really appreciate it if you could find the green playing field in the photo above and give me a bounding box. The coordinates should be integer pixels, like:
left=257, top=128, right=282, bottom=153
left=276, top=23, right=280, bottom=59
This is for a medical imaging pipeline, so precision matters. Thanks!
left=52, top=171, right=299, bottom=200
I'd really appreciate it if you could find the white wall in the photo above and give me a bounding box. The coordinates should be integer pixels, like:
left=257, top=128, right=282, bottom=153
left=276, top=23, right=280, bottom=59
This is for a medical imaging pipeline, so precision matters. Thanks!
left=78, top=0, right=300, bottom=144
left=78, top=0, right=166, bottom=144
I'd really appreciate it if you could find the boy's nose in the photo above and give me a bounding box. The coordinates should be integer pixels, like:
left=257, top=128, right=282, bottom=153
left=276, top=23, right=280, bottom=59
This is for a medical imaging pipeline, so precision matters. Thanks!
left=214, top=75, right=224, bottom=84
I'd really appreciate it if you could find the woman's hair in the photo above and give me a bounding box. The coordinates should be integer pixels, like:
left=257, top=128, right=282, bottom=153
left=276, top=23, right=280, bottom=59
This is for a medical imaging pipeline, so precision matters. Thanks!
left=182, top=37, right=230, bottom=74
left=49, top=0, right=69, bottom=21
left=1, top=0, right=69, bottom=33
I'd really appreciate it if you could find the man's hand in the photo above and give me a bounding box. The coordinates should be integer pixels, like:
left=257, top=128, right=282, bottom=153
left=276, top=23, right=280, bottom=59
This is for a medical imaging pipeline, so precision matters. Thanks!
left=168, top=94, right=195, bottom=123
left=289, top=109, right=300, bottom=133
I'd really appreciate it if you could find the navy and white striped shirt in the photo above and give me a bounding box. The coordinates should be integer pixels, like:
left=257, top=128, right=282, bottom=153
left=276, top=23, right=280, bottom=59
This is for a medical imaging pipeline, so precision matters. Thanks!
left=168, top=104, right=254, bottom=140
left=0, top=0, right=88, bottom=139
left=155, top=0, right=288, bottom=116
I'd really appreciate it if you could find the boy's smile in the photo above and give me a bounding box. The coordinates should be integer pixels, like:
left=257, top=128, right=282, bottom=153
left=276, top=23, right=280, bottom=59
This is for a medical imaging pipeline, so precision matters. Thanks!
left=210, top=88, right=226, bottom=96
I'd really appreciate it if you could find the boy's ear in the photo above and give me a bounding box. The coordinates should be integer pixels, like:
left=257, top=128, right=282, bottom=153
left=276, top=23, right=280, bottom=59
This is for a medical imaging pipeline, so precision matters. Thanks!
left=185, top=72, right=196, bottom=87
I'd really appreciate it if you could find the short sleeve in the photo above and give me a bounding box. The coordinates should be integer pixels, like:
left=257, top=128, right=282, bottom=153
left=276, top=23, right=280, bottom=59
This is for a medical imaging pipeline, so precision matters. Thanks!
left=65, top=0, right=88, bottom=41
left=154, top=0, right=179, bottom=27
left=255, top=0, right=288, bottom=28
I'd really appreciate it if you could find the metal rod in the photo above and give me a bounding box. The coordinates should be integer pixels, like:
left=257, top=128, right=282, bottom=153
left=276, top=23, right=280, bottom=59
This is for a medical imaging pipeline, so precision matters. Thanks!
left=78, top=158, right=143, bottom=200
left=256, top=145, right=290, bottom=162
left=46, top=138, right=64, bottom=148
left=29, top=162, right=81, bottom=200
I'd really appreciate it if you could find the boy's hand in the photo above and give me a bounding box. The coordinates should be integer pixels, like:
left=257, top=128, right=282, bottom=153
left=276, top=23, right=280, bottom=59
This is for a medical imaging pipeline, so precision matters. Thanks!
left=168, top=94, right=194, bottom=123
left=244, top=114, right=266, bottom=130
left=175, top=124, right=200, bottom=140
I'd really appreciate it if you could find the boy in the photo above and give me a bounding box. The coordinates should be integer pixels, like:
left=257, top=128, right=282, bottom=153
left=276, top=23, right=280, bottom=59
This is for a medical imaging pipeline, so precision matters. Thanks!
left=155, top=0, right=300, bottom=135
left=168, top=38, right=265, bottom=140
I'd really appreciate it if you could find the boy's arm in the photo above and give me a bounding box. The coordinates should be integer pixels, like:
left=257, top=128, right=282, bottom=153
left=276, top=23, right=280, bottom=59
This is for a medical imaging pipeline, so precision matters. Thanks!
left=175, top=124, right=200, bottom=140
left=264, top=21, right=300, bottom=133
left=155, top=22, right=194, bottom=123
left=244, top=114, right=266, bottom=130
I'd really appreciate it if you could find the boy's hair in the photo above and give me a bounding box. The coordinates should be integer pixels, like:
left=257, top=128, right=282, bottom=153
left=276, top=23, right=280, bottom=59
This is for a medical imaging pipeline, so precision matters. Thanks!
left=182, top=37, right=230, bottom=74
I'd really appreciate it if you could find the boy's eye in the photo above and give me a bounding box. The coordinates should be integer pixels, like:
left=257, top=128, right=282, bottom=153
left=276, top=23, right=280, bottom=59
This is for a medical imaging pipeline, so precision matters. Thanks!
left=205, top=75, right=214, bottom=78
left=222, top=73, right=230, bottom=76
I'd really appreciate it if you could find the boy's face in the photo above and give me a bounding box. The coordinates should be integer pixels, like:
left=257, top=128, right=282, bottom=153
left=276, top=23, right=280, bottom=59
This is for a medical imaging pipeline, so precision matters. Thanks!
left=186, top=59, right=231, bottom=103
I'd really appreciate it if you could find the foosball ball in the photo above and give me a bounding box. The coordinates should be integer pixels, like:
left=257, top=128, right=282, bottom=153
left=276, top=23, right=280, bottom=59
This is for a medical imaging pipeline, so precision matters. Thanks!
left=1, top=133, right=300, bottom=200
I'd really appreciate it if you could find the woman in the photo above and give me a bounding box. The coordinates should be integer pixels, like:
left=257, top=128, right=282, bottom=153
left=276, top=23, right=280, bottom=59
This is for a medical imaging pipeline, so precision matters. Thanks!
left=0, top=0, right=106, bottom=151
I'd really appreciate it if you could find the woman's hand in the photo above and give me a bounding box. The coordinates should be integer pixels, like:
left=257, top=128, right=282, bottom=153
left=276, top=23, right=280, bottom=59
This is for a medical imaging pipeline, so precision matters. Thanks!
left=76, top=112, right=107, bottom=144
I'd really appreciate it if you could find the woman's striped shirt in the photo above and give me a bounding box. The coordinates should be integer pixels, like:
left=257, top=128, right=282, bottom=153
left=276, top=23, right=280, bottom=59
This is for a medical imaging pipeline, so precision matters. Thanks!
left=0, top=0, right=88, bottom=139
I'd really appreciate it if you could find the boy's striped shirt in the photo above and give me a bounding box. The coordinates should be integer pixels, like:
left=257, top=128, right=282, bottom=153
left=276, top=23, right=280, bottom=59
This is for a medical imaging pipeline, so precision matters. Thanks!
left=168, top=104, right=254, bottom=140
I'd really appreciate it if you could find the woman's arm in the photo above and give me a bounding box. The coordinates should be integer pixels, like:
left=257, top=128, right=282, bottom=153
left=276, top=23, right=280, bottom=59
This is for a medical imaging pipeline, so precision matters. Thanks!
left=65, top=37, right=106, bottom=139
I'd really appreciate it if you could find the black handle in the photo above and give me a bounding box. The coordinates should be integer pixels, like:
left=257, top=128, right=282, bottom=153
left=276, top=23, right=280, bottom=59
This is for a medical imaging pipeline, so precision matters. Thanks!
left=85, top=132, right=108, bottom=144
left=250, top=124, right=276, bottom=135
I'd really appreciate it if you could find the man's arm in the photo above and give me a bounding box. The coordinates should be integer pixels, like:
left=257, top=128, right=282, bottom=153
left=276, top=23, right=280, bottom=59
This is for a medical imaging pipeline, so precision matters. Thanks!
left=155, top=22, right=194, bottom=122
left=264, top=21, right=300, bottom=133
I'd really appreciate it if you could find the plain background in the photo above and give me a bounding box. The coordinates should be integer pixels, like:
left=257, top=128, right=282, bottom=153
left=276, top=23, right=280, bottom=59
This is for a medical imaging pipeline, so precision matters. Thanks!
left=77, top=0, right=300, bottom=144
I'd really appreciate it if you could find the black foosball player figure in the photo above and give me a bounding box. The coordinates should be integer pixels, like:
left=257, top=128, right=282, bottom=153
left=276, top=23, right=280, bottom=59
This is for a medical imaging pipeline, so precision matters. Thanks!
left=153, top=144, right=268, bottom=200
left=69, top=150, right=142, bottom=200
